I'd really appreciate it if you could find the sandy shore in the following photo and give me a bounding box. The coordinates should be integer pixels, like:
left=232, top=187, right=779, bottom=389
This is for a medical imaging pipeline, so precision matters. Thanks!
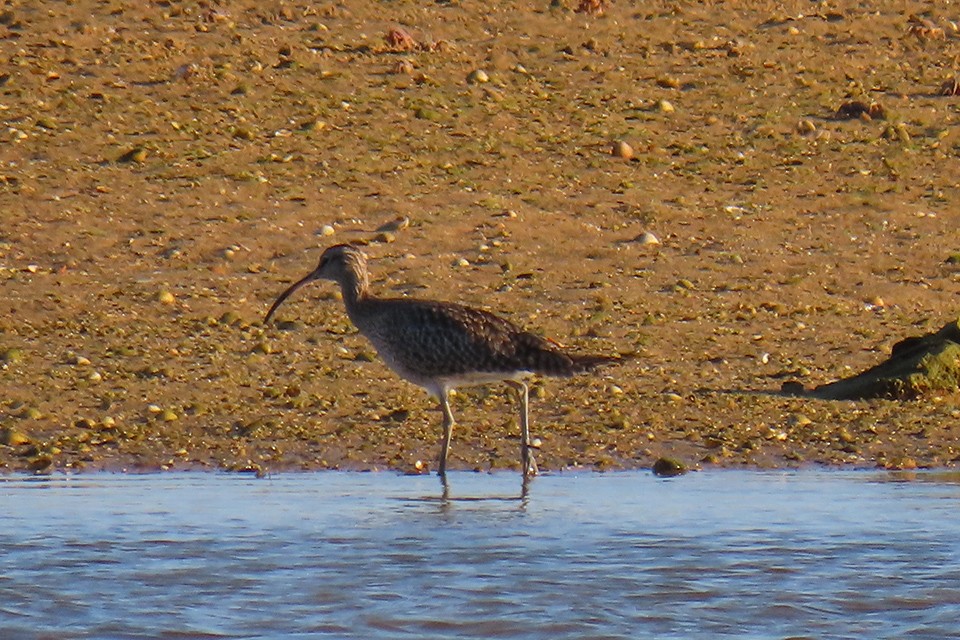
left=1, top=1, right=959, bottom=474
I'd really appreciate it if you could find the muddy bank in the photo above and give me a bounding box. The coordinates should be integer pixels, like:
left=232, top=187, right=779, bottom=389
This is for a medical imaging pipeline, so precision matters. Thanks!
left=1, top=1, right=959, bottom=474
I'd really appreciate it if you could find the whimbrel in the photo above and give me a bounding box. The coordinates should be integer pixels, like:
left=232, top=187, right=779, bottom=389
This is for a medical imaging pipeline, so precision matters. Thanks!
left=264, top=244, right=620, bottom=477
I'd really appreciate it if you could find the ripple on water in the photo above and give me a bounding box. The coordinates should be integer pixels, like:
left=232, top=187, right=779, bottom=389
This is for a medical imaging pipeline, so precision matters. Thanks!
left=0, top=471, right=959, bottom=639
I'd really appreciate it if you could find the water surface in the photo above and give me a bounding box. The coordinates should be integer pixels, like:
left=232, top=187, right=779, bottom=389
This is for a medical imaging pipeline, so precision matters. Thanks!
left=1, top=471, right=959, bottom=639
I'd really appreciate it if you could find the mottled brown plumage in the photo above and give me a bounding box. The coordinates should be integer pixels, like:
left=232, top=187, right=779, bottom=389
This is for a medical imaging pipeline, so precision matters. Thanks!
left=265, top=244, right=620, bottom=477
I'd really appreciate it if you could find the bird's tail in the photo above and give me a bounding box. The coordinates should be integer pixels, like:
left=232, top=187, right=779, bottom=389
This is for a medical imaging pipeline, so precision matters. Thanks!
left=515, top=332, right=629, bottom=377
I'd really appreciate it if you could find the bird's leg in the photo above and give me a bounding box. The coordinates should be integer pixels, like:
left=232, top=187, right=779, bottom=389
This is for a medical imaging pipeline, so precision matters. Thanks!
left=508, top=381, right=538, bottom=477
left=438, top=391, right=455, bottom=477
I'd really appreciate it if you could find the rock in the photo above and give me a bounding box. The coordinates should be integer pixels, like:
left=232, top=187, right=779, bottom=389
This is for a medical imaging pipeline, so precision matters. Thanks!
left=0, top=347, right=24, bottom=363
left=117, top=146, right=147, bottom=163
left=611, top=140, right=633, bottom=159
left=811, top=318, right=960, bottom=400
left=219, top=310, right=242, bottom=326
left=0, top=427, right=30, bottom=446
left=787, top=413, right=812, bottom=428
left=635, top=231, right=660, bottom=245
left=28, top=454, right=54, bottom=472
left=466, top=69, right=489, bottom=84
left=376, top=217, right=410, bottom=233
left=652, top=457, right=687, bottom=477
left=835, top=100, right=886, bottom=121
left=781, top=380, right=805, bottom=395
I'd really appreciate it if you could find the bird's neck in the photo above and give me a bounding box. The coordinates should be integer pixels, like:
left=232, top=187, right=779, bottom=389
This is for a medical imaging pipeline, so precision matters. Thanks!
left=339, top=267, right=371, bottom=319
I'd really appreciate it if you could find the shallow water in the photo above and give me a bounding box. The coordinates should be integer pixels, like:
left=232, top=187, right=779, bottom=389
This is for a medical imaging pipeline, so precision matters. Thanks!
left=1, top=470, right=959, bottom=640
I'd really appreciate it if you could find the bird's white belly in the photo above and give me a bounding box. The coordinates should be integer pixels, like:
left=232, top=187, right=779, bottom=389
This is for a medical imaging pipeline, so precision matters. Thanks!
left=437, top=370, right=533, bottom=389
left=369, top=340, right=532, bottom=397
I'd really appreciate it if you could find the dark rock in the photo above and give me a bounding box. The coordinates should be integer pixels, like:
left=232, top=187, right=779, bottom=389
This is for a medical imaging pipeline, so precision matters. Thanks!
left=652, top=457, right=687, bottom=477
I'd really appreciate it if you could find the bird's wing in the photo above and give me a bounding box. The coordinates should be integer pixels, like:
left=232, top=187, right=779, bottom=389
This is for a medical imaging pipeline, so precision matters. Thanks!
left=365, top=298, right=550, bottom=377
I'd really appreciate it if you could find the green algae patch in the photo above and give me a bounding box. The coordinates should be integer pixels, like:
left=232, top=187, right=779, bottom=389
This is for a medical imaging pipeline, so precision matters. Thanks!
left=811, top=319, right=960, bottom=400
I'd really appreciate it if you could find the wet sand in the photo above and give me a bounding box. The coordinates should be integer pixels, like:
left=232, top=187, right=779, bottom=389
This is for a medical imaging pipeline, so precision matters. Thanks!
left=1, top=1, right=959, bottom=474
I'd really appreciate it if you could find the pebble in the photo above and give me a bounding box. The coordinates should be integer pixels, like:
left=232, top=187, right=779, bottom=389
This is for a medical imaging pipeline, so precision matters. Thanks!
left=158, top=290, right=176, bottom=305
left=882, top=123, right=910, bottom=143
left=118, top=146, right=147, bottom=163
left=319, top=224, right=335, bottom=237
left=376, top=217, right=410, bottom=233
left=0, top=427, right=30, bottom=446
left=28, top=454, right=53, bottom=472
left=611, top=140, right=633, bottom=159
left=391, top=59, right=415, bottom=75
left=219, top=310, right=242, bottom=326
left=466, top=69, right=489, bottom=84
left=787, top=413, right=812, bottom=427
left=652, top=457, right=687, bottom=477
left=656, top=75, right=681, bottom=89
left=865, top=296, right=885, bottom=310
left=636, top=231, right=660, bottom=245
left=0, top=348, right=24, bottom=363
left=657, top=99, right=675, bottom=114
left=781, top=380, right=805, bottom=395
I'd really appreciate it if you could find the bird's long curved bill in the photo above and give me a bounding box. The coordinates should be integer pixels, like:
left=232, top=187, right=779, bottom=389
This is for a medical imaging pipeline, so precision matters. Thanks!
left=264, top=273, right=314, bottom=324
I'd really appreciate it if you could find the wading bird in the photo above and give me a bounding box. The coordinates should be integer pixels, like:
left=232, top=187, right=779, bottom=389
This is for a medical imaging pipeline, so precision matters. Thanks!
left=264, top=244, right=620, bottom=477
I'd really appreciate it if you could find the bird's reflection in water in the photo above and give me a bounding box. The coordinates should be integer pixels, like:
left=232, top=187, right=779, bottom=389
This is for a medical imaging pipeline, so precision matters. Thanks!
left=400, top=473, right=533, bottom=511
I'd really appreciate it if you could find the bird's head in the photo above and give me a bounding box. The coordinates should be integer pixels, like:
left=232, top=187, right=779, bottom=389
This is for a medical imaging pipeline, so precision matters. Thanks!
left=264, top=244, right=369, bottom=324
left=310, top=243, right=367, bottom=283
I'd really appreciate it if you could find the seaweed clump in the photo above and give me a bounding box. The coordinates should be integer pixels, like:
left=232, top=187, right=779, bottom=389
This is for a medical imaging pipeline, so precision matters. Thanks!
left=810, top=319, right=960, bottom=400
